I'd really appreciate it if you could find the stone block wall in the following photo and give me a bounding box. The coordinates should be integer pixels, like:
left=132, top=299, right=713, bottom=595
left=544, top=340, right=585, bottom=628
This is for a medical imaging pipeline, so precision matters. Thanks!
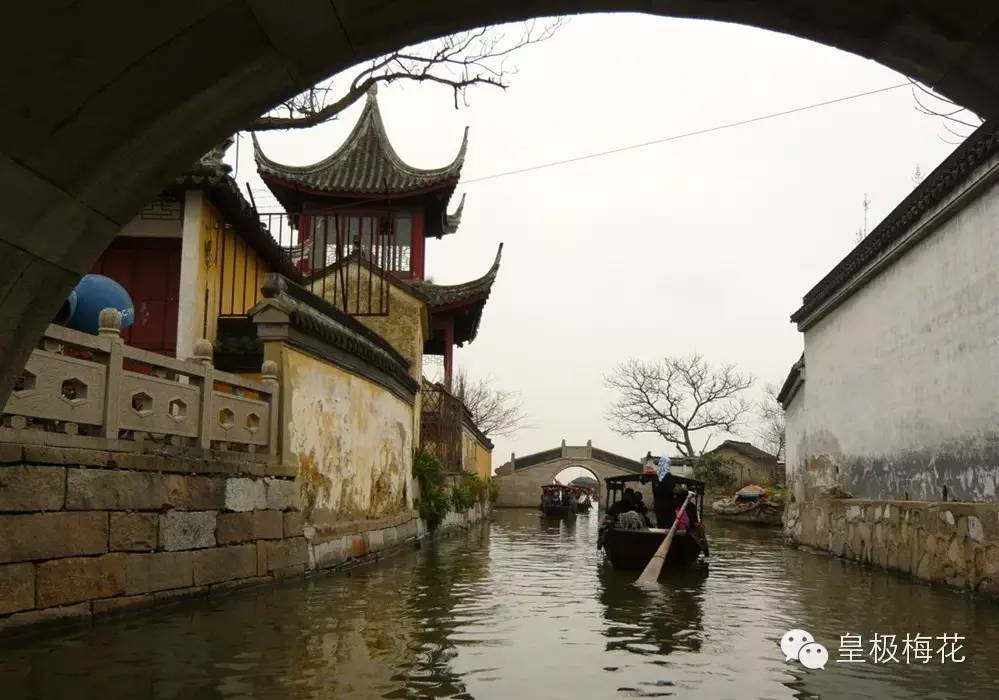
left=306, top=502, right=489, bottom=570
left=0, top=443, right=306, bottom=632
left=786, top=498, right=999, bottom=598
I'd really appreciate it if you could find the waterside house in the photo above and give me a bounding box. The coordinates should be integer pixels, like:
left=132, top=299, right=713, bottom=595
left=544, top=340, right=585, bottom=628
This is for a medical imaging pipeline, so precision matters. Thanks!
left=779, top=121, right=999, bottom=597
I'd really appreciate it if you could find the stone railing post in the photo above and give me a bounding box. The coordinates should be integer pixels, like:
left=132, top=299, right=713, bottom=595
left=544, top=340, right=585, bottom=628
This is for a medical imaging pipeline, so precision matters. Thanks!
left=261, top=359, right=280, bottom=457
left=193, top=339, right=214, bottom=450
left=99, top=308, right=124, bottom=441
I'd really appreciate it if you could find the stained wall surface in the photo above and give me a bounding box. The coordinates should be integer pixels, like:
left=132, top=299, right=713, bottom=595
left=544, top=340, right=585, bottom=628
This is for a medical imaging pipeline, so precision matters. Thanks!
left=786, top=164, right=999, bottom=502
left=283, top=347, right=414, bottom=536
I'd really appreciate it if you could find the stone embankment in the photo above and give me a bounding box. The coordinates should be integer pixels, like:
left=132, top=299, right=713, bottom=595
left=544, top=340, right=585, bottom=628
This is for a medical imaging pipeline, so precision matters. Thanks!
left=786, top=497, right=999, bottom=597
left=0, top=443, right=491, bottom=634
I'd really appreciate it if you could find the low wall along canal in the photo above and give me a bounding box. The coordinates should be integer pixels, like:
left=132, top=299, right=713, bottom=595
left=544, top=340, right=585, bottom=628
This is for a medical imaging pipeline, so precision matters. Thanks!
left=1, top=510, right=998, bottom=699
left=0, top=442, right=488, bottom=633
left=786, top=497, right=999, bottom=598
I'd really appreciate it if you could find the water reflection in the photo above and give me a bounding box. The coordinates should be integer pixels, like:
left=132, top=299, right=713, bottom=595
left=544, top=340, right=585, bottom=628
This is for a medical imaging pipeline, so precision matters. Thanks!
left=598, top=563, right=707, bottom=655
left=1, top=513, right=998, bottom=699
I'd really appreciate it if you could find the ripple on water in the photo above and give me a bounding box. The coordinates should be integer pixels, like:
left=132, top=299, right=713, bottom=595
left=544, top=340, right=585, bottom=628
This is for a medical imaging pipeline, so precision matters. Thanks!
left=0, top=512, right=998, bottom=699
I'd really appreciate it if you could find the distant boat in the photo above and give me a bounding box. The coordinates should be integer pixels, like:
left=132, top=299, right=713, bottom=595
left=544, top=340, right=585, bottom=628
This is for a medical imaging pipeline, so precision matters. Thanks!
left=711, top=484, right=784, bottom=526
left=539, top=484, right=576, bottom=518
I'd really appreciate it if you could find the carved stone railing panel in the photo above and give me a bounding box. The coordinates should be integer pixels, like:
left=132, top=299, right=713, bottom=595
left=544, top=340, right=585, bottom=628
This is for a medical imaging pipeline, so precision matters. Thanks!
left=118, top=371, right=201, bottom=438
left=1, top=310, right=280, bottom=456
left=209, top=392, right=270, bottom=446
left=5, top=350, right=107, bottom=427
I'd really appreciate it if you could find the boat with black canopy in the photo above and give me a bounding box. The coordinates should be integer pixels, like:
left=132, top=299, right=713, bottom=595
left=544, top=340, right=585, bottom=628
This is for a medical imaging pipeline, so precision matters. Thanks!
left=539, top=483, right=577, bottom=518
left=597, top=473, right=709, bottom=572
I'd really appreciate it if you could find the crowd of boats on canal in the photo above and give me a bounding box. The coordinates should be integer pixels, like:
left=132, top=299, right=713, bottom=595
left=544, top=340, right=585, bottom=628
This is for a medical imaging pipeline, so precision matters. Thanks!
left=539, top=470, right=787, bottom=578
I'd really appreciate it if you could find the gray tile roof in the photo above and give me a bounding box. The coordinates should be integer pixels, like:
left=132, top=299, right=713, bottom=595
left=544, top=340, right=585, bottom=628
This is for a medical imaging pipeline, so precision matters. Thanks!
left=409, top=243, right=502, bottom=349
left=407, top=243, right=502, bottom=310
left=791, top=121, right=998, bottom=326
left=253, top=88, right=467, bottom=197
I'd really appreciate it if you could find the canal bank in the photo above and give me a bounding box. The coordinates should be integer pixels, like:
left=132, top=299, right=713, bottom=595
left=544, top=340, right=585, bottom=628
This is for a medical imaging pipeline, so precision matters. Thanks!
left=2, top=509, right=998, bottom=700
left=786, top=497, right=999, bottom=599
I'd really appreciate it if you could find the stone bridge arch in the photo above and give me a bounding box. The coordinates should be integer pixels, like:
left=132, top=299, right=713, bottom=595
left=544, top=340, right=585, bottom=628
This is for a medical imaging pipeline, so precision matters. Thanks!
left=492, top=441, right=649, bottom=508
left=4, top=3, right=999, bottom=403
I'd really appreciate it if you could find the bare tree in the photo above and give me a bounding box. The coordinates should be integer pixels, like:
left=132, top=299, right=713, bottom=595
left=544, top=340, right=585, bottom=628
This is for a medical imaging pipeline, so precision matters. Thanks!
left=248, top=19, right=564, bottom=132
left=909, top=79, right=983, bottom=144
left=454, top=368, right=530, bottom=438
left=604, top=355, right=755, bottom=457
left=755, top=383, right=785, bottom=460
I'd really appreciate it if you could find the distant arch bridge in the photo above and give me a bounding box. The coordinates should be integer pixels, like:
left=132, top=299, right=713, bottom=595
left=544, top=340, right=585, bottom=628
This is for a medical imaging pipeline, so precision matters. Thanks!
left=492, top=441, right=651, bottom=508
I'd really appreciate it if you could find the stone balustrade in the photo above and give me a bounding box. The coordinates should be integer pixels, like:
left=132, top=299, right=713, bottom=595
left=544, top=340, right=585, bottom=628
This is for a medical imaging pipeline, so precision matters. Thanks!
left=1, top=309, right=279, bottom=457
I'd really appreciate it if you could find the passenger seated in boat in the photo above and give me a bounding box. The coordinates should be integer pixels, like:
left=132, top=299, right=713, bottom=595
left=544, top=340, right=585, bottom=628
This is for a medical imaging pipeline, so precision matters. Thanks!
left=616, top=510, right=647, bottom=530
left=631, top=492, right=653, bottom=527
left=675, top=487, right=710, bottom=557
left=607, top=489, right=636, bottom=517
left=673, top=500, right=691, bottom=532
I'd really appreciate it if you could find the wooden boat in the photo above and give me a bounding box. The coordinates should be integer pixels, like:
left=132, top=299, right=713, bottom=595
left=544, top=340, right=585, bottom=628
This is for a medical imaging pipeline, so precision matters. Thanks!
left=602, top=527, right=703, bottom=570
left=597, top=473, right=709, bottom=573
left=539, top=484, right=577, bottom=518
left=711, top=490, right=784, bottom=526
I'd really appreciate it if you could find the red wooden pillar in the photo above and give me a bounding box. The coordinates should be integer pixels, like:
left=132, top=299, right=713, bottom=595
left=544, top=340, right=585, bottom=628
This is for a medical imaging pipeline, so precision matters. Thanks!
left=411, top=208, right=425, bottom=279
left=443, top=318, right=455, bottom=391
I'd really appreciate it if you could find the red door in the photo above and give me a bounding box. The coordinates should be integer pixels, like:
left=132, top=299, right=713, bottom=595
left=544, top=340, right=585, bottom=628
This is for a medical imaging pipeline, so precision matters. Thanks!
left=92, top=237, right=182, bottom=356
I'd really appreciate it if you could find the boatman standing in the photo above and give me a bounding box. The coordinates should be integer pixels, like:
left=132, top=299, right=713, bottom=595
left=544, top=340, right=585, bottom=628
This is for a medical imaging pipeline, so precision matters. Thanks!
left=653, top=455, right=675, bottom=528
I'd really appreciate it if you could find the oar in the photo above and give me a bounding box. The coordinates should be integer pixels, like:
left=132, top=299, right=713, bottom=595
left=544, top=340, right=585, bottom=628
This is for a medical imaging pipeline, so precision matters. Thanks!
left=636, top=490, right=695, bottom=586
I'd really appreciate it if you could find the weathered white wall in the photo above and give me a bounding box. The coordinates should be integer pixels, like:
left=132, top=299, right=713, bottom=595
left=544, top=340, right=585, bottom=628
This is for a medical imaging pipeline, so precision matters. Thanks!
left=789, top=170, right=999, bottom=501
left=783, top=384, right=805, bottom=496
left=283, top=348, right=414, bottom=534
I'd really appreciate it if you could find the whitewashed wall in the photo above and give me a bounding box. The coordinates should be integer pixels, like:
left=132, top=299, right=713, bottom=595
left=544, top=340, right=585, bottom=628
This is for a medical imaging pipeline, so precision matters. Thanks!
left=788, top=166, right=999, bottom=501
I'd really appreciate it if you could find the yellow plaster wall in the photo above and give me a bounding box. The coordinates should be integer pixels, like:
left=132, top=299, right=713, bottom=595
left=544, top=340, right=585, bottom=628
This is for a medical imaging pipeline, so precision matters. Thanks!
left=462, top=427, right=493, bottom=481
left=283, top=347, right=414, bottom=533
left=311, top=260, right=428, bottom=449
left=197, top=200, right=271, bottom=343
left=311, top=262, right=428, bottom=381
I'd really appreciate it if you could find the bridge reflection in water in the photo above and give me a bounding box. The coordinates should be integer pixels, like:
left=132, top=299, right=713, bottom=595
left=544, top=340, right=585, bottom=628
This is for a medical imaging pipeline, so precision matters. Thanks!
left=1, top=510, right=998, bottom=699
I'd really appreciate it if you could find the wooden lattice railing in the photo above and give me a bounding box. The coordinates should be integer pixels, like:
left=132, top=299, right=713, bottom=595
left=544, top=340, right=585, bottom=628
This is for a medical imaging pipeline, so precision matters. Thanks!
left=1, top=309, right=279, bottom=455
left=420, top=381, right=463, bottom=474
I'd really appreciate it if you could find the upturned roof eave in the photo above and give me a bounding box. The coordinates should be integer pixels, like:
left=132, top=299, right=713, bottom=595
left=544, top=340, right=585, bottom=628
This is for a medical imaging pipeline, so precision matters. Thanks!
left=251, top=89, right=468, bottom=198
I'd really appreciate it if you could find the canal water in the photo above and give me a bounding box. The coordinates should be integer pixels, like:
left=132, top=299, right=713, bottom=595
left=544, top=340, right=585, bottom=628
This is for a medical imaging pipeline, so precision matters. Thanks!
left=2, top=509, right=998, bottom=700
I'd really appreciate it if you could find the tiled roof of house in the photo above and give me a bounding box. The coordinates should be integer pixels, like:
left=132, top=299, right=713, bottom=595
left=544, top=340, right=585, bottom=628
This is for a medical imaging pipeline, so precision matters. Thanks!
left=253, top=88, right=467, bottom=198
left=169, top=162, right=299, bottom=281
left=777, top=355, right=805, bottom=407
left=409, top=243, right=502, bottom=349
left=708, top=440, right=778, bottom=464
left=440, top=194, right=466, bottom=236
left=791, top=121, right=999, bottom=325
left=407, top=243, right=502, bottom=310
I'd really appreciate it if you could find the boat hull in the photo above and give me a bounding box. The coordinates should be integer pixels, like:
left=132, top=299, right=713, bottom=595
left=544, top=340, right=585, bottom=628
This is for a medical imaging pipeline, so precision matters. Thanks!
left=540, top=504, right=574, bottom=518
left=601, top=527, right=703, bottom=571
left=711, top=500, right=784, bottom=526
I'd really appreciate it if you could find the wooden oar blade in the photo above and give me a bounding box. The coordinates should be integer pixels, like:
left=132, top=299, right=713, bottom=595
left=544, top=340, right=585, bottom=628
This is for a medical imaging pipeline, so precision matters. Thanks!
left=635, top=491, right=695, bottom=586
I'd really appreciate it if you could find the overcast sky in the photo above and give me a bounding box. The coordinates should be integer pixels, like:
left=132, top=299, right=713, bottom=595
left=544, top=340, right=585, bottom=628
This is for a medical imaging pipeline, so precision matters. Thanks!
left=231, top=13, right=967, bottom=473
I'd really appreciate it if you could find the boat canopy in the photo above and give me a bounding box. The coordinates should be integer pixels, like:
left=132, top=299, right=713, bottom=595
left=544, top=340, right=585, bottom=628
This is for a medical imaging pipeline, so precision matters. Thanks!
left=603, top=473, right=705, bottom=492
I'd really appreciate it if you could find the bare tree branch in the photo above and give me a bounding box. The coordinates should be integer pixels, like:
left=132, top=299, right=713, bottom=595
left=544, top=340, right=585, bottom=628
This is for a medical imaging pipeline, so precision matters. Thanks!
left=908, top=78, right=983, bottom=140
left=247, top=19, right=565, bottom=132
left=454, top=368, right=532, bottom=438
left=603, top=354, right=755, bottom=457
left=755, top=382, right=785, bottom=460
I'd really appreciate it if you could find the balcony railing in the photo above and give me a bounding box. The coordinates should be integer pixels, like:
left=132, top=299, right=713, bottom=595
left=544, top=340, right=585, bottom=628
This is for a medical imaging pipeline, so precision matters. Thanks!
left=1, top=310, right=279, bottom=456
left=258, top=211, right=407, bottom=316
left=420, top=381, right=464, bottom=474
